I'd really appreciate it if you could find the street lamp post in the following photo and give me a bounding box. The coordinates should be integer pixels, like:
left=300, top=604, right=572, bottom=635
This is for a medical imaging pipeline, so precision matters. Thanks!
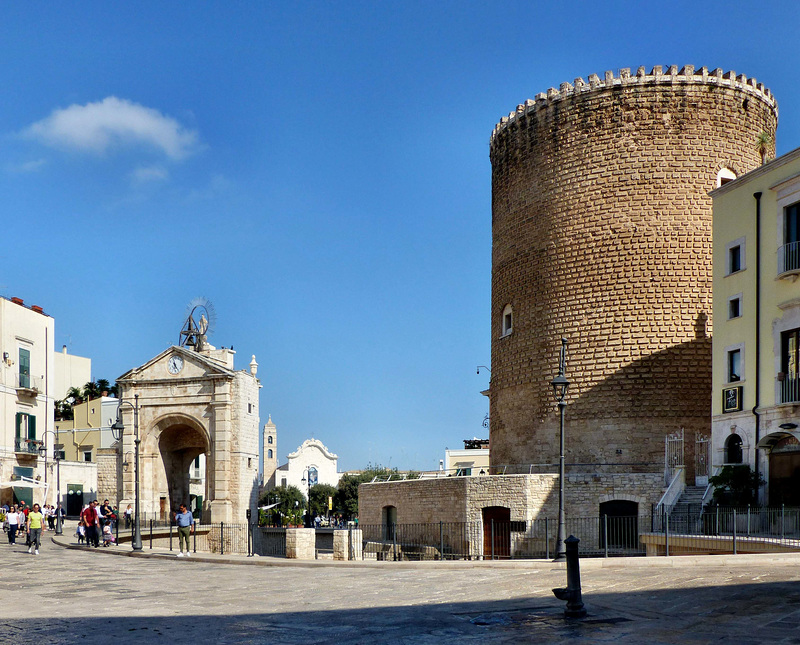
left=111, top=394, right=142, bottom=551
left=300, top=467, right=313, bottom=528
left=38, top=429, right=63, bottom=534
left=550, top=337, right=570, bottom=563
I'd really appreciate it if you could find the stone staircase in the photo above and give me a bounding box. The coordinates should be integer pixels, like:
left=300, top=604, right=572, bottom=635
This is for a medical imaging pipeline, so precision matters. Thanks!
left=667, top=485, right=707, bottom=533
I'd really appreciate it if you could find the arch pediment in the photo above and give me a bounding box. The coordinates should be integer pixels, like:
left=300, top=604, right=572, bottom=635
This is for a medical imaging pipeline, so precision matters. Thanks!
left=118, top=345, right=234, bottom=383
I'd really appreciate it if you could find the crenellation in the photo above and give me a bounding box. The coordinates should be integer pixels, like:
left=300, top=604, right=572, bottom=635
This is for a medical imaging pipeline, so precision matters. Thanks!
left=490, top=65, right=777, bottom=146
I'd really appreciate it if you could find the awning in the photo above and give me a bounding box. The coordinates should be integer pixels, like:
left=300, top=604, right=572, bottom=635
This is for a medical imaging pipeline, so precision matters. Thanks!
left=756, top=431, right=800, bottom=450
left=0, top=480, right=46, bottom=489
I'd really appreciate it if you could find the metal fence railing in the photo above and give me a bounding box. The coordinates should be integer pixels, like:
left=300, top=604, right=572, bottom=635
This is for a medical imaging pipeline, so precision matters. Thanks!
left=359, top=508, right=800, bottom=561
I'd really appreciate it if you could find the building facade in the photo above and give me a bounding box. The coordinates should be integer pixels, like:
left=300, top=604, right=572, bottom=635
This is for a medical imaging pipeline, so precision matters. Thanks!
left=444, top=439, right=490, bottom=476
left=116, top=344, right=261, bottom=522
left=489, top=65, right=777, bottom=485
left=271, top=438, right=341, bottom=492
left=711, top=146, right=800, bottom=504
left=262, top=415, right=278, bottom=488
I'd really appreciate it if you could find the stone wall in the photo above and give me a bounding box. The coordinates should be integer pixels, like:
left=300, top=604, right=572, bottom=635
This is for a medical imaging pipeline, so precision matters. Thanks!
left=232, top=370, right=260, bottom=522
left=96, top=448, right=119, bottom=504
left=489, top=65, right=778, bottom=484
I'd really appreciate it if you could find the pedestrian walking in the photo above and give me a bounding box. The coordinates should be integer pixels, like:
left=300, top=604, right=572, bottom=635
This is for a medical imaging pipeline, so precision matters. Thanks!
left=174, top=504, right=194, bottom=557
left=26, top=503, right=45, bottom=555
left=6, top=505, right=20, bottom=545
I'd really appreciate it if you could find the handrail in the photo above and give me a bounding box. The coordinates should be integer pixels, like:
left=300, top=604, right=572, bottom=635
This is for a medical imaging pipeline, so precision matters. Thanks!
left=702, top=465, right=722, bottom=506
left=656, top=466, right=685, bottom=515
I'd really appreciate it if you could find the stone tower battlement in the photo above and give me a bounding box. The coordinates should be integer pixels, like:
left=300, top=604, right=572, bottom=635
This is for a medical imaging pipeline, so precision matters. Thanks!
left=490, top=65, right=777, bottom=147
left=488, top=64, right=777, bottom=481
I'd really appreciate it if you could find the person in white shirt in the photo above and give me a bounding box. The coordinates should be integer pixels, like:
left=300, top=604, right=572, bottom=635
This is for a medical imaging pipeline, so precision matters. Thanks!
left=6, top=506, right=21, bottom=545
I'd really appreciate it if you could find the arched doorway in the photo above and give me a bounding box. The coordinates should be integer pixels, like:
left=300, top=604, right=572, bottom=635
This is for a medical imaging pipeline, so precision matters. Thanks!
left=769, top=436, right=800, bottom=506
left=156, top=423, right=209, bottom=519
left=725, top=434, right=743, bottom=464
left=599, top=500, right=638, bottom=550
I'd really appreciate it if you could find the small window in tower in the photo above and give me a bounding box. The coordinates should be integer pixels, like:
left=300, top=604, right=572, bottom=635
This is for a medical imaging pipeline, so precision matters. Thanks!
left=501, top=304, right=513, bottom=337
left=716, top=167, right=736, bottom=188
left=268, top=436, right=273, bottom=445
left=248, top=403, right=252, bottom=413
left=268, top=449, right=273, bottom=459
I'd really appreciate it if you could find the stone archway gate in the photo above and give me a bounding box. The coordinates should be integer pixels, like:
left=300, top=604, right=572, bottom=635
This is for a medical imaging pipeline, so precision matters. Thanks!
left=117, top=345, right=261, bottom=523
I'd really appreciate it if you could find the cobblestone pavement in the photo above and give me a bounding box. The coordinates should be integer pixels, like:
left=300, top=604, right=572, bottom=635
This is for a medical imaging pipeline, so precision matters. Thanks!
left=2, top=536, right=800, bottom=644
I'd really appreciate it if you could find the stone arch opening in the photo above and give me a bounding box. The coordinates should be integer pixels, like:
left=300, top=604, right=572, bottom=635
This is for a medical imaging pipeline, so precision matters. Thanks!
left=725, top=434, right=743, bottom=464
left=599, top=500, right=638, bottom=550
left=154, top=421, right=210, bottom=519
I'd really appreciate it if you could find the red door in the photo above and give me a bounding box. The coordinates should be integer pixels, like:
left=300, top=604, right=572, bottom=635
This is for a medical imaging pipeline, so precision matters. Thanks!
left=483, top=506, right=511, bottom=559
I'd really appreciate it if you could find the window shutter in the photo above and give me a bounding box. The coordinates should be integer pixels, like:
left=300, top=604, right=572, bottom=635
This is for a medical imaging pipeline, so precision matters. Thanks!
left=15, top=413, right=22, bottom=439
left=29, top=415, right=36, bottom=441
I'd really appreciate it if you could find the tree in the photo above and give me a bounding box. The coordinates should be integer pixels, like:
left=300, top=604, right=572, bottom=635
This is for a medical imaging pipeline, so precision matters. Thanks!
left=258, top=485, right=306, bottom=526
left=708, top=465, right=764, bottom=506
left=334, top=464, right=401, bottom=520
left=756, top=131, right=773, bottom=165
left=308, top=484, right=338, bottom=517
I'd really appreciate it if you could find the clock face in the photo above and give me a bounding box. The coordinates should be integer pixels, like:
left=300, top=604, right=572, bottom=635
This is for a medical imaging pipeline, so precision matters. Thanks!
left=167, top=355, right=184, bottom=375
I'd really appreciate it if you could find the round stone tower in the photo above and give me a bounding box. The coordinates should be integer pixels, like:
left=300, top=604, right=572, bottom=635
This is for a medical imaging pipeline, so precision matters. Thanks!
left=489, top=65, right=777, bottom=481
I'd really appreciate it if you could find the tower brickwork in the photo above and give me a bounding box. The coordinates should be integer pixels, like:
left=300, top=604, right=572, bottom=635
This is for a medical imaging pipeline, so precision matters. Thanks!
left=489, top=65, right=777, bottom=480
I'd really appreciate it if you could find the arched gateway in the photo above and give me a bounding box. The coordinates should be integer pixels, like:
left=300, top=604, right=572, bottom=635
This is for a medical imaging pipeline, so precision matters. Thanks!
left=116, top=342, right=261, bottom=523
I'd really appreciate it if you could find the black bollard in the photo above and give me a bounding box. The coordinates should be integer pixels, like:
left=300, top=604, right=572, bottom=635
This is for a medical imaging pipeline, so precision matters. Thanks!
left=552, top=535, right=587, bottom=618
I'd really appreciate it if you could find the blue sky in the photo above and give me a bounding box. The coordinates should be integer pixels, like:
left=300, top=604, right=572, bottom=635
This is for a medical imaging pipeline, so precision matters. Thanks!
left=2, top=2, right=799, bottom=471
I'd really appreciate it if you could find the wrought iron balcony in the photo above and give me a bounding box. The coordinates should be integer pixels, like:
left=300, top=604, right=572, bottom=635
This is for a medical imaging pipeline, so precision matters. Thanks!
left=779, top=376, right=800, bottom=404
left=778, top=241, right=800, bottom=277
left=14, top=373, right=42, bottom=395
left=14, top=438, right=41, bottom=455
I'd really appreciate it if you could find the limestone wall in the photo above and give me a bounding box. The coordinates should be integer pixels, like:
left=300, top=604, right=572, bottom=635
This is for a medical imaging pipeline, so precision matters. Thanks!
left=96, top=448, right=119, bottom=504
left=231, top=371, right=260, bottom=522
left=489, top=66, right=778, bottom=484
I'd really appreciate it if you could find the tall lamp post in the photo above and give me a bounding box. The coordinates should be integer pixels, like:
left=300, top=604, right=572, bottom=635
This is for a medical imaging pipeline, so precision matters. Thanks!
left=300, top=466, right=315, bottom=527
left=550, top=337, right=570, bottom=563
left=38, top=429, right=63, bottom=535
left=111, top=394, right=142, bottom=551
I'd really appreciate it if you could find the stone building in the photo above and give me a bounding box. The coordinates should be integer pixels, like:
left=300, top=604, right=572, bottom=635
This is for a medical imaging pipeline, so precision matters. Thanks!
left=710, top=146, right=800, bottom=505
left=489, top=65, right=777, bottom=485
left=262, top=415, right=277, bottom=488
left=116, top=343, right=261, bottom=523
left=360, top=65, right=779, bottom=553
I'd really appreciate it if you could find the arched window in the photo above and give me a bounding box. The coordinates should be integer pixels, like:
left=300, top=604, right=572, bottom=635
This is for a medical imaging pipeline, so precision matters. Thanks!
left=267, top=449, right=273, bottom=459
left=501, top=304, right=513, bottom=337
left=267, top=436, right=273, bottom=444
left=725, top=434, right=743, bottom=464
left=717, top=167, right=737, bottom=188
left=382, top=505, right=397, bottom=540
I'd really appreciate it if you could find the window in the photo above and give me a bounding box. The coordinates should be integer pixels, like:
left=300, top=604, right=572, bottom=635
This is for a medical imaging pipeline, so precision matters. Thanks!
left=728, top=295, right=741, bottom=320
left=248, top=403, right=252, bottom=413
left=268, top=436, right=273, bottom=445
left=728, top=349, right=741, bottom=382
left=14, top=412, right=36, bottom=453
left=18, top=348, right=30, bottom=388
left=267, top=449, right=273, bottom=459
left=780, top=202, right=800, bottom=274
left=83, top=450, right=92, bottom=462
left=716, top=168, right=736, bottom=187
left=55, top=450, right=66, bottom=461
left=501, top=304, right=513, bottom=337
left=780, top=328, right=800, bottom=403
left=281, top=477, right=287, bottom=488
left=729, top=245, right=742, bottom=274
left=248, top=458, right=252, bottom=468
left=725, top=434, right=743, bottom=464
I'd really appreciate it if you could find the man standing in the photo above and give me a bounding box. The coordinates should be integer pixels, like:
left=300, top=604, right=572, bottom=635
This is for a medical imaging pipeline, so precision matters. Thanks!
left=81, top=500, right=100, bottom=548
left=174, top=504, right=194, bottom=557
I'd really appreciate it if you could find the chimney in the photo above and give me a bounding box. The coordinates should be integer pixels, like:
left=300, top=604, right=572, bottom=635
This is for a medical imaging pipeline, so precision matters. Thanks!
left=11, top=297, right=23, bottom=305
left=31, top=305, right=44, bottom=314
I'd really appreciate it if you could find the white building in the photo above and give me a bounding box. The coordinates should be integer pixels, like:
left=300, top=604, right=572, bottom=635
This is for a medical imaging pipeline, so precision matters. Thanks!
left=444, top=439, right=490, bottom=476
left=272, top=438, right=341, bottom=493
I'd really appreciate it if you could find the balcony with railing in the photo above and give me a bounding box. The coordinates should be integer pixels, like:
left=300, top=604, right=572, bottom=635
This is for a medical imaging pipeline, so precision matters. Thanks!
left=778, top=241, right=800, bottom=278
left=779, top=376, right=800, bottom=404
left=14, top=373, right=42, bottom=396
left=15, top=438, right=41, bottom=455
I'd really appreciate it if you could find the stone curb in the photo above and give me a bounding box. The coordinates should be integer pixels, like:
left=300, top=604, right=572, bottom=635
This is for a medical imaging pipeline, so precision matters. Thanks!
left=50, top=534, right=800, bottom=570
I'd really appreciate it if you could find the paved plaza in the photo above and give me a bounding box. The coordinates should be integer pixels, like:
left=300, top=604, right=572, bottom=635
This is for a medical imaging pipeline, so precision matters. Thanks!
left=2, top=535, right=800, bottom=643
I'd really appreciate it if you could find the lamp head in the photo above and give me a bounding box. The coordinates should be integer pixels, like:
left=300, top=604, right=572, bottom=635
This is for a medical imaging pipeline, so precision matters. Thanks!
left=551, top=373, right=570, bottom=403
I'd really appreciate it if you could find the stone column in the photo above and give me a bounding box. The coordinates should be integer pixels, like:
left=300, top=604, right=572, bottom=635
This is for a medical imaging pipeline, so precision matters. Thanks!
left=209, top=379, right=233, bottom=523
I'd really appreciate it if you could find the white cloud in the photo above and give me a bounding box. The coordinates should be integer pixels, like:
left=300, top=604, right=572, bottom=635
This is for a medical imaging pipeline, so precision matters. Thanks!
left=5, top=158, right=46, bottom=173
left=24, top=97, right=199, bottom=160
left=131, top=164, right=169, bottom=184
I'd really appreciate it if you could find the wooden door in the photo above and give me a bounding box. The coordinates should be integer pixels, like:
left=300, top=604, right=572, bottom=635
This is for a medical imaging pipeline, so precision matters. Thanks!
left=482, top=506, right=510, bottom=559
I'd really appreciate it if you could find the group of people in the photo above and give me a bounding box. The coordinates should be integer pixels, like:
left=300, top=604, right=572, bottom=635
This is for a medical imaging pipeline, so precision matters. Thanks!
left=3, top=502, right=47, bottom=554
left=76, top=499, right=118, bottom=547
